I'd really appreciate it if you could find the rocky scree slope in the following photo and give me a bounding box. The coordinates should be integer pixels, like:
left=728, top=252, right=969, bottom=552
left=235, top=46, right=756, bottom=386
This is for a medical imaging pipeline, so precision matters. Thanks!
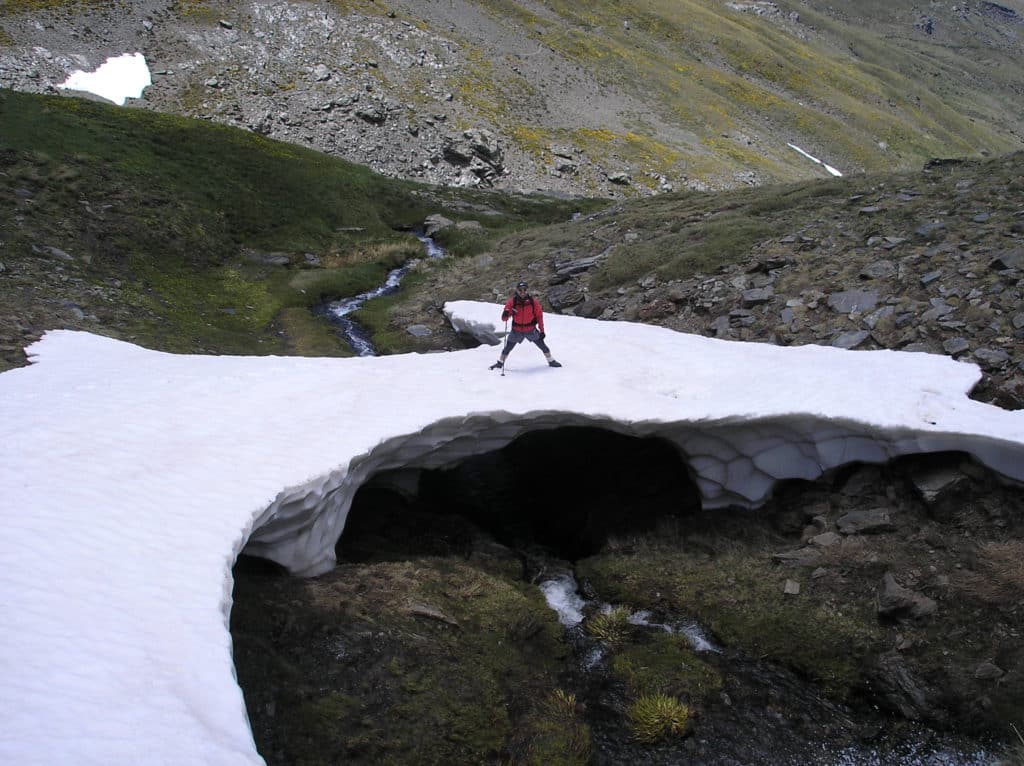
left=398, top=152, right=1024, bottom=411
left=1, top=0, right=1023, bottom=199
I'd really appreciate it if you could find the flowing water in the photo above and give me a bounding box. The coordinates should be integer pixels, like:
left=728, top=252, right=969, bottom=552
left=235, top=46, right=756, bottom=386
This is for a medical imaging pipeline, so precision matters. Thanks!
left=321, top=232, right=445, bottom=355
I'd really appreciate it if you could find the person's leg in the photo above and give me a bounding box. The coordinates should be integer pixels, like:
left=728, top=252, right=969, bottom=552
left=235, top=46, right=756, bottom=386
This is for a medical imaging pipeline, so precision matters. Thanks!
left=528, top=330, right=560, bottom=366
left=492, top=332, right=522, bottom=368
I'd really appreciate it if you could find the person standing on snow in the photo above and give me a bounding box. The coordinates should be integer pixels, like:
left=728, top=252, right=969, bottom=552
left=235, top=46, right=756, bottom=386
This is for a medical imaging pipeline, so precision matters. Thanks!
left=490, top=281, right=562, bottom=369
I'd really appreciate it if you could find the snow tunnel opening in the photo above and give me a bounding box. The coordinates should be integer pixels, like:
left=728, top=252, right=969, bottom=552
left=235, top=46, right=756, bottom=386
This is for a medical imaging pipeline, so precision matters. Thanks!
left=337, top=426, right=702, bottom=564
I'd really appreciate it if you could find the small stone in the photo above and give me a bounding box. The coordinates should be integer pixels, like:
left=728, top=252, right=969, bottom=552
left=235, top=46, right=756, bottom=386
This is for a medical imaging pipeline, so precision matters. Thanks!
left=942, top=337, right=970, bottom=356
left=809, top=531, right=842, bottom=547
left=973, top=662, right=1004, bottom=680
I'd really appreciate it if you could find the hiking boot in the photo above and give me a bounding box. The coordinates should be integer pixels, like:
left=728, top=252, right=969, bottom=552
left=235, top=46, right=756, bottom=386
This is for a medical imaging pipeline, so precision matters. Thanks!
left=489, top=360, right=503, bottom=369
left=548, top=359, right=562, bottom=368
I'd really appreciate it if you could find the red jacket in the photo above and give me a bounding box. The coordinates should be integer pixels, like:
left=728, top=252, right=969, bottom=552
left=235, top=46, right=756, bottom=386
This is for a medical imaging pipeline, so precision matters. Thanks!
left=502, top=294, right=544, bottom=333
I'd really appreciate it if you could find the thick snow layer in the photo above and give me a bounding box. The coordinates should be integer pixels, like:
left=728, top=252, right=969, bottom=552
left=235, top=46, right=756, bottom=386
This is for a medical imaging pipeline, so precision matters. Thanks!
left=58, top=52, right=152, bottom=105
left=1, top=301, right=1023, bottom=764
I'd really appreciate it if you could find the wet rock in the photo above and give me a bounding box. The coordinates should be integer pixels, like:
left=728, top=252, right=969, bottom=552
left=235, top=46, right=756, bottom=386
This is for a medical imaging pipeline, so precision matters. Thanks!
left=868, top=651, right=944, bottom=723
left=423, top=213, right=454, bottom=236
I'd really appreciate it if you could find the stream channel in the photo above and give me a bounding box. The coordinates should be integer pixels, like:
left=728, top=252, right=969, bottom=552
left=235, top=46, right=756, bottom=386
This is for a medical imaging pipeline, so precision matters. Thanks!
left=318, top=231, right=445, bottom=356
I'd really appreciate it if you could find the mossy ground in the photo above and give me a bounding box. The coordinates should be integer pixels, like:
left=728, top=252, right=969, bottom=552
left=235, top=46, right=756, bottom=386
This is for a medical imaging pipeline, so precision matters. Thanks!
left=231, top=555, right=579, bottom=765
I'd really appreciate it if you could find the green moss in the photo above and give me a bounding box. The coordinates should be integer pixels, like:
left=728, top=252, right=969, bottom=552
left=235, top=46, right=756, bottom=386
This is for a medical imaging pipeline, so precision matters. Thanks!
left=611, top=632, right=722, bottom=701
left=241, top=559, right=571, bottom=765
left=578, top=550, right=881, bottom=697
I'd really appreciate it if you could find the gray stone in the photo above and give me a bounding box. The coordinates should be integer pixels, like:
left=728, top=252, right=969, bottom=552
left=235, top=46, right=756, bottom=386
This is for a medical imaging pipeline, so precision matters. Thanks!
left=972, top=347, right=1010, bottom=367
left=909, top=465, right=969, bottom=506
left=772, top=548, right=823, bottom=566
left=809, top=531, right=842, bottom=547
left=837, top=510, right=894, bottom=535
left=942, top=337, right=970, bottom=356
left=878, top=573, right=937, bottom=619
left=973, top=662, right=1004, bottom=680
left=547, top=283, right=585, bottom=310
left=423, top=213, right=454, bottom=236
left=863, top=305, right=895, bottom=329
left=990, top=248, right=1024, bottom=271
left=742, top=287, right=773, bottom=306
left=828, top=289, right=878, bottom=314
left=406, top=324, right=432, bottom=337
left=832, top=330, right=869, bottom=349
left=860, top=260, right=896, bottom=280
left=914, top=221, right=946, bottom=239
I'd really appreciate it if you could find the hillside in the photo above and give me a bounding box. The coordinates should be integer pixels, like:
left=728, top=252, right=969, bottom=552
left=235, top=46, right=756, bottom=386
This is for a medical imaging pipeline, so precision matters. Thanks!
left=1, top=0, right=1023, bottom=198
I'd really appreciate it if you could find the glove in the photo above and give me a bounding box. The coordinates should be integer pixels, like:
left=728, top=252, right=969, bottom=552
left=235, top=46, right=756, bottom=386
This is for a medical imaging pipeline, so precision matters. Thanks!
left=539, top=331, right=546, bottom=339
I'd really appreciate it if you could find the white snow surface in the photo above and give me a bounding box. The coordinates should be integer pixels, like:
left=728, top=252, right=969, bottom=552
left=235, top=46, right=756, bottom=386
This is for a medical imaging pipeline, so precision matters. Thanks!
left=2, top=299, right=1024, bottom=765
left=58, top=52, right=151, bottom=105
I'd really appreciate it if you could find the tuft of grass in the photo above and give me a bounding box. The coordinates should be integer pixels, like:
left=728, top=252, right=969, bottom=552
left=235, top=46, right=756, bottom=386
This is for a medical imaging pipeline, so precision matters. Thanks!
left=584, top=606, right=633, bottom=644
left=626, top=693, right=691, bottom=744
left=515, top=689, right=593, bottom=766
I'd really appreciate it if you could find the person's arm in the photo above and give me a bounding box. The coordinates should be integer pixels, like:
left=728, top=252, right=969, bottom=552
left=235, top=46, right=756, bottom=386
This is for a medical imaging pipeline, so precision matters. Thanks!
left=501, top=298, right=516, bottom=321
left=534, top=298, right=544, bottom=334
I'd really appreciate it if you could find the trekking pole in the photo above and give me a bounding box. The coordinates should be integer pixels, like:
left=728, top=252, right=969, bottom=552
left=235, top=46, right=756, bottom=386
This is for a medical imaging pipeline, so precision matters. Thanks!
left=501, top=317, right=507, bottom=377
